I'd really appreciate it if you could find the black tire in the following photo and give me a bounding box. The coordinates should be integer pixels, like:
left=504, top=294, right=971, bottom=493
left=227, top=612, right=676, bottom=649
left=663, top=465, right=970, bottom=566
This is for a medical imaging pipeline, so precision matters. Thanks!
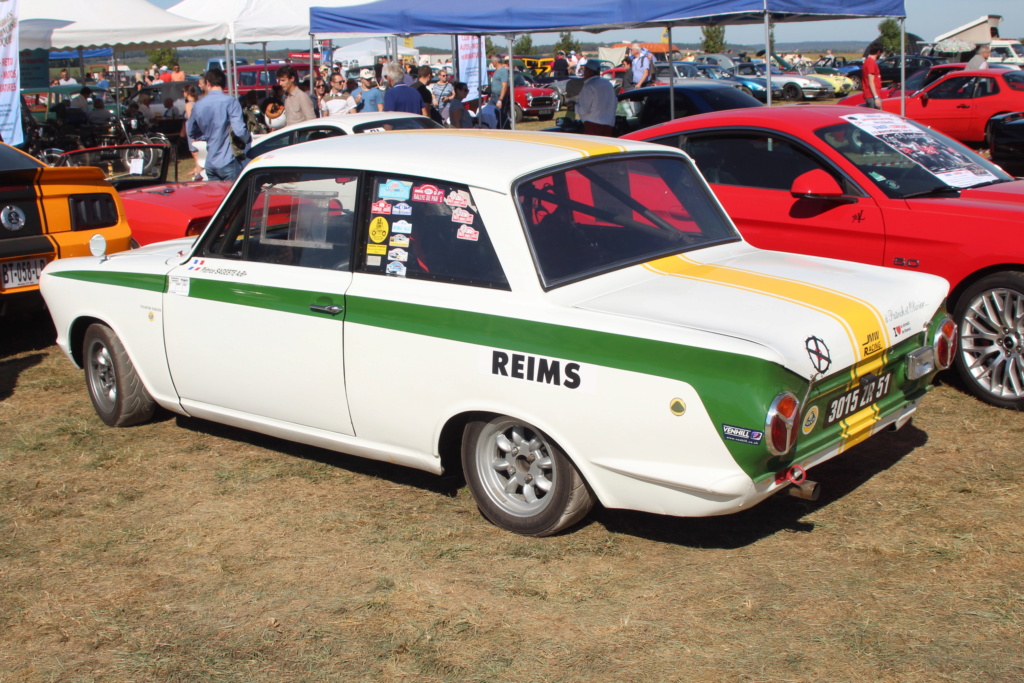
left=462, top=416, right=593, bottom=536
left=537, top=113, right=555, bottom=121
left=783, top=82, right=802, bottom=100
left=83, top=323, right=156, bottom=427
left=513, top=104, right=524, bottom=124
left=739, top=86, right=754, bottom=97
left=953, top=272, right=1024, bottom=410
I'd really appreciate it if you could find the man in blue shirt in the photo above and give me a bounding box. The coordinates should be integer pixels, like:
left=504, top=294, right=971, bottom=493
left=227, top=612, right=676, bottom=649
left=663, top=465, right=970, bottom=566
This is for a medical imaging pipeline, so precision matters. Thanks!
left=357, top=69, right=385, bottom=113
left=186, top=69, right=250, bottom=182
left=630, top=43, right=653, bottom=89
left=383, top=62, right=424, bottom=114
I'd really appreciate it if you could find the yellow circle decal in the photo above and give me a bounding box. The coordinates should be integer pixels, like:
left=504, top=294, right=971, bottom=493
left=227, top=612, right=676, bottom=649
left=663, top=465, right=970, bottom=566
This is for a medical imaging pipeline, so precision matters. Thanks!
left=802, top=406, right=819, bottom=434
left=368, top=216, right=389, bottom=243
left=669, top=398, right=686, bottom=416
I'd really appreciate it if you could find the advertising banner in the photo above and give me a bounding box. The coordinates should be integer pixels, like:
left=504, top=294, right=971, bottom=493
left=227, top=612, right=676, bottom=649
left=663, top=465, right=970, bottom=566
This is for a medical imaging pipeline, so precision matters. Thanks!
left=456, top=35, right=488, bottom=102
left=0, top=0, right=21, bottom=146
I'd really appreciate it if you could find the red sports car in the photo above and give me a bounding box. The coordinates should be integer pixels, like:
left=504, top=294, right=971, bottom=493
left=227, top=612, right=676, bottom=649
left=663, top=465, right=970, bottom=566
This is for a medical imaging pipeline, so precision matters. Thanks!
left=866, top=69, right=1024, bottom=144
left=625, top=105, right=1024, bottom=409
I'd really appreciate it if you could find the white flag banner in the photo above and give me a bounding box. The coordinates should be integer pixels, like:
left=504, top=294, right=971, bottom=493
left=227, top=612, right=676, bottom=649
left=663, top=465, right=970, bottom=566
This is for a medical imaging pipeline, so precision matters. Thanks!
left=456, top=35, right=488, bottom=103
left=0, top=0, right=22, bottom=147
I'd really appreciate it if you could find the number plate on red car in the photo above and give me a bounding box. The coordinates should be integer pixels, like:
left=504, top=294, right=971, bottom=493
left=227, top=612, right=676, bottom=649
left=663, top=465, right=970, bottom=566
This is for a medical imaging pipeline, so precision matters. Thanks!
left=825, top=373, right=893, bottom=426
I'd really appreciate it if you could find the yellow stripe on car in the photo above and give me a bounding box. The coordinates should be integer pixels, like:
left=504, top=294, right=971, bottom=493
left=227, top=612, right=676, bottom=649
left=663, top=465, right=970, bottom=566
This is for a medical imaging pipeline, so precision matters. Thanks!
left=431, top=129, right=628, bottom=158
left=645, top=253, right=890, bottom=362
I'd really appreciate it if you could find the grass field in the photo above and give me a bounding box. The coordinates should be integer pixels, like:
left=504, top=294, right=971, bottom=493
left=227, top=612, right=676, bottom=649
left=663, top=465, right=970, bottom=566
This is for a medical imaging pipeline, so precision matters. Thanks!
left=1, top=311, right=1022, bottom=682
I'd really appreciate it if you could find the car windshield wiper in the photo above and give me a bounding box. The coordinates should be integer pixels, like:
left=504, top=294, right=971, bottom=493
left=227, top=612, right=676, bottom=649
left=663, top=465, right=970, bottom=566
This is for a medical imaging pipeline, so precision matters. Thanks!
left=902, top=185, right=962, bottom=199
left=961, top=178, right=1009, bottom=190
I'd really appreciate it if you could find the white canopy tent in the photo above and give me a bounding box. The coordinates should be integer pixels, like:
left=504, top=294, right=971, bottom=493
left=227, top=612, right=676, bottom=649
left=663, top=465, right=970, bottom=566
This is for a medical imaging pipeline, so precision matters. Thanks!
left=20, top=0, right=229, bottom=50
left=330, top=38, right=418, bottom=69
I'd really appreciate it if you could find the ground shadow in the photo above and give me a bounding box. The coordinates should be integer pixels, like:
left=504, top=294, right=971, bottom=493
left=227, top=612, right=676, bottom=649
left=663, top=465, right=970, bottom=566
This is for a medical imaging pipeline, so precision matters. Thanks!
left=174, top=412, right=930, bottom=546
left=592, top=421, right=930, bottom=548
left=0, top=312, right=56, bottom=360
left=173, top=415, right=463, bottom=497
left=0, top=353, right=47, bottom=402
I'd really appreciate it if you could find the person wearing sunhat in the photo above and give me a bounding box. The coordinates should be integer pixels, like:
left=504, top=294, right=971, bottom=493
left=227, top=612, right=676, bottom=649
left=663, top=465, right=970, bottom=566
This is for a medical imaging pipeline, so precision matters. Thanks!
left=357, top=68, right=385, bottom=112
left=576, top=58, right=617, bottom=136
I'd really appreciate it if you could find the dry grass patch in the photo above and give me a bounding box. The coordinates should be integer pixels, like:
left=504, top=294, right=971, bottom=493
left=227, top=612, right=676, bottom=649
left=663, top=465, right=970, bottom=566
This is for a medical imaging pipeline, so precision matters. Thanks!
left=1, top=314, right=1022, bottom=682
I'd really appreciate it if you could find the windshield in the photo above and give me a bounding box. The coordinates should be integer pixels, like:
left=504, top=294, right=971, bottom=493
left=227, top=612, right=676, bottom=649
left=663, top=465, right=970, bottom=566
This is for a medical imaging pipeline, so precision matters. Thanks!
left=57, top=144, right=169, bottom=189
left=815, top=113, right=1011, bottom=199
left=516, top=155, right=738, bottom=288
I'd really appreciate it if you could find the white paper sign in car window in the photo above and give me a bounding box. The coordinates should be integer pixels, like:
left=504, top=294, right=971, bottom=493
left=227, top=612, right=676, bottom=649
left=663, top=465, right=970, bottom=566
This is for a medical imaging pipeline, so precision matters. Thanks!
left=841, top=113, right=998, bottom=188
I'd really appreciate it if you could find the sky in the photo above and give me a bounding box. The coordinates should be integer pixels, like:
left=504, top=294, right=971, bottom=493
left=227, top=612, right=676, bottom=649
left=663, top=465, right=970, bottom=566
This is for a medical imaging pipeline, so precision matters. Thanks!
left=148, top=1, right=1023, bottom=49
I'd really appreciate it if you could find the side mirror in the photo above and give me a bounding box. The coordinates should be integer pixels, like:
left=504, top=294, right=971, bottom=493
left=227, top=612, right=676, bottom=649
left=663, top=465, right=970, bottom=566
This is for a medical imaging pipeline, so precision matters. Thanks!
left=920, top=91, right=929, bottom=106
left=790, top=169, right=848, bottom=201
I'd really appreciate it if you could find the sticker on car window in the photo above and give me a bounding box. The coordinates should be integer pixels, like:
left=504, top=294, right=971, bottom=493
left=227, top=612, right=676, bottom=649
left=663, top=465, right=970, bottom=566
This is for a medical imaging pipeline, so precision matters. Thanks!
left=392, top=220, right=412, bottom=234
left=386, top=261, right=407, bottom=277
left=389, top=234, right=410, bottom=247
left=379, top=179, right=413, bottom=200
left=371, top=199, right=392, bottom=214
left=444, top=190, right=469, bottom=207
left=412, top=184, right=444, bottom=202
left=368, top=217, right=389, bottom=243
left=451, top=208, right=474, bottom=224
left=387, top=248, right=408, bottom=262
left=392, top=202, right=412, bottom=215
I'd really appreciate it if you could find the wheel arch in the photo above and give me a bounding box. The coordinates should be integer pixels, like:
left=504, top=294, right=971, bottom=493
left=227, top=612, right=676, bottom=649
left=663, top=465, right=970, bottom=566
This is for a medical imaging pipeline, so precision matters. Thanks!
left=947, top=264, right=1024, bottom=314
left=68, top=315, right=107, bottom=368
left=435, top=408, right=604, bottom=503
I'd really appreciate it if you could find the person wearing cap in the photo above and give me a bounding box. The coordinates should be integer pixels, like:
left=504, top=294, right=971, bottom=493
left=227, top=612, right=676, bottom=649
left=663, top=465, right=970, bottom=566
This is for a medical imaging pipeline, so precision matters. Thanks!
left=577, top=59, right=617, bottom=136
left=159, top=66, right=173, bottom=83
left=551, top=51, right=569, bottom=78
left=356, top=69, right=385, bottom=113
left=568, top=51, right=579, bottom=71
left=966, top=44, right=991, bottom=70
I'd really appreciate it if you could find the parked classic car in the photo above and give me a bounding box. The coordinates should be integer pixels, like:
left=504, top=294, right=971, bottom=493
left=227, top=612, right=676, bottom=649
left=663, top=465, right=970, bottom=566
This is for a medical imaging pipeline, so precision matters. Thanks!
left=0, top=143, right=131, bottom=315
left=692, top=63, right=784, bottom=102
left=731, top=62, right=832, bottom=100
left=40, top=130, right=952, bottom=535
left=837, top=62, right=1021, bottom=107
left=873, top=69, right=1024, bottom=145
left=626, top=105, right=1023, bottom=408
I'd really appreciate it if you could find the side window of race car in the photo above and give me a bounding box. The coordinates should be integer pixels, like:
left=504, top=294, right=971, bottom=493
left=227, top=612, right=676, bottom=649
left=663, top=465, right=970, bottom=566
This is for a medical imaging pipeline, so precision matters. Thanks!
left=356, top=175, right=509, bottom=290
left=199, top=168, right=358, bottom=271
left=672, top=132, right=846, bottom=192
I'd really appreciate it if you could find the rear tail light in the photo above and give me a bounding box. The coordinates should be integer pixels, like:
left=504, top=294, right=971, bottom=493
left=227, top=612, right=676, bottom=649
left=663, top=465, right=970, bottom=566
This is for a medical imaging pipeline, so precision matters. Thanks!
left=934, top=317, right=957, bottom=369
left=185, top=217, right=210, bottom=237
left=766, top=392, right=801, bottom=457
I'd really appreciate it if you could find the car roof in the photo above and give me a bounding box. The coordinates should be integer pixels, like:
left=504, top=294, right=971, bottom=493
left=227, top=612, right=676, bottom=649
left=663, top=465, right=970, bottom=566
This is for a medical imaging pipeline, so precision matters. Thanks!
left=625, top=104, right=871, bottom=136
left=271, top=112, right=435, bottom=133
left=247, top=129, right=678, bottom=193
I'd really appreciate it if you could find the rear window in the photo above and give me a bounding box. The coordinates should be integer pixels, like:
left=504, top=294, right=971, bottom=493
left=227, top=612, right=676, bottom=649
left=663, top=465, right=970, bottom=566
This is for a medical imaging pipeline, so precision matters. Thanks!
left=351, top=117, right=443, bottom=133
left=0, top=144, right=44, bottom=170
left=516, top=155, right=737, bottom=288
left=1005, top=72, right=1024, bottom=91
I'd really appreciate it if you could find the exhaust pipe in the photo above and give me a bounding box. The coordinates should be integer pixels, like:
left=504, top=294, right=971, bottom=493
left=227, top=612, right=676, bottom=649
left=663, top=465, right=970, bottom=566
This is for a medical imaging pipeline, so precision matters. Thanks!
left=776, top=464, right=820, bottom=501
left=787, top=479, right=820, bottom=501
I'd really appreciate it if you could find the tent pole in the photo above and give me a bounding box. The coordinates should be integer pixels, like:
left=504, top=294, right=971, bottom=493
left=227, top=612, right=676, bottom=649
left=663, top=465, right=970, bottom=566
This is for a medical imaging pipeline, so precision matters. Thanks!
left=507, top=34, right=515, bottom=130
left=78, top=47, right=86, bottom=84
left=310, top=33, right=316, bottom=95
left=764, top=7, right=772, bottom=106
left=113, top=49, right=121, bottom=118
left=262, top=42, right=268, bottom=93
left=900, top=17, right=906, bottom=117
left=668, top=26, right=675, bottom=121
left=223, top=42, right=232, bottom=95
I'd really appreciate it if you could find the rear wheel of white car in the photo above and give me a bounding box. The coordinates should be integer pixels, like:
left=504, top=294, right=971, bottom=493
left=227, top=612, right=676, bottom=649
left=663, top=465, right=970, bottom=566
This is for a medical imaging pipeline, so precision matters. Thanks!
left=83, top=323, right=156, bottom=427
left=462, top=416, right=593, bottom=536
left=783, top=83, right=802, bottom=100
left=954, top=272, right=1024, bottom=410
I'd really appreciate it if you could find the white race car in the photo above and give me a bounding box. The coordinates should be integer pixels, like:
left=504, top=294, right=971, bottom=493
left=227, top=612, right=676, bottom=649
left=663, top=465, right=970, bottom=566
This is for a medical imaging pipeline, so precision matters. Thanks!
left=40, top=130, right=954, bottom=536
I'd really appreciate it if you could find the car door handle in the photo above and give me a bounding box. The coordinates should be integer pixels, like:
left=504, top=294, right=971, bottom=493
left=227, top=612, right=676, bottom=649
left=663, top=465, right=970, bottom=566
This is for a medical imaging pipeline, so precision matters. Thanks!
left=956, top=104, right=970, bottom=108
left=309, top=304, right=344, bottom=316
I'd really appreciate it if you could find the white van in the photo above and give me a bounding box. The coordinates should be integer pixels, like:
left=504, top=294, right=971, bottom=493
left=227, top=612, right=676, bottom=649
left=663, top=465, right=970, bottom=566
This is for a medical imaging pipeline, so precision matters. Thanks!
left=989, top=39, right=1024, bottom=66
left=204, top=57, right=250, bottom=72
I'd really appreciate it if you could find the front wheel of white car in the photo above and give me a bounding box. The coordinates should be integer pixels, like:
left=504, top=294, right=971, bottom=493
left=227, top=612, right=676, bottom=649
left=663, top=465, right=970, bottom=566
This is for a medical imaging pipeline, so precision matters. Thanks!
left=462, top=416, right=593, bottom=536
left=83, top=323, right=156, bottom=427
left=954, top=272, right=1024, bottom=410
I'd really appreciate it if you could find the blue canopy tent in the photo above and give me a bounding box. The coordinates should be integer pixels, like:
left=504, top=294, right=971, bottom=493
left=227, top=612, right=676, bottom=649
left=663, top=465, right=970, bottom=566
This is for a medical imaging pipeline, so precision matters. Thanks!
left=309, top=0, right=907, bottom=115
